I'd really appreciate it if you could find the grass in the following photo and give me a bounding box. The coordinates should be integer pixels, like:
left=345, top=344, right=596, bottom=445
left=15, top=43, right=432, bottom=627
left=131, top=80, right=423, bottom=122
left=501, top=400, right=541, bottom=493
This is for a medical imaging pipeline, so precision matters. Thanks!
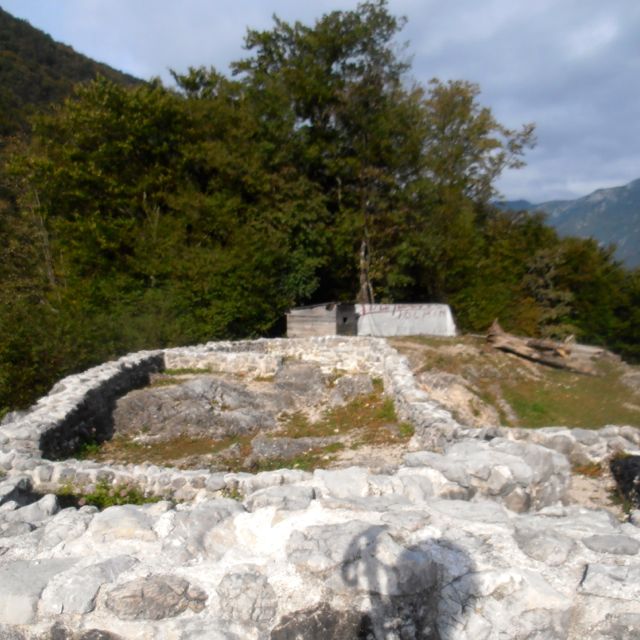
left=572, top=462, right=603, bottom=477
left=84, top=433, right=253, bottom=467
left=277, top=389, right=411, bottom=448
left=392, top=335, right=640, bottom=429
left=74, top=439, right=102, bottom=459
left=56, top=480, right=162, bottom=510
left=78, top=374, right=413, bottom=473
left=164, top=367, right=213, bottom=375
left=501, top=361, right=640, bottom=428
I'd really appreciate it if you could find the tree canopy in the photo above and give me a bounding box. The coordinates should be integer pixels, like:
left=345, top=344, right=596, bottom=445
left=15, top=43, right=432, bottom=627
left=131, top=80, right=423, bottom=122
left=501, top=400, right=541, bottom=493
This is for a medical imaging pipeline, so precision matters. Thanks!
left=0, top=0, right=637, bottom=412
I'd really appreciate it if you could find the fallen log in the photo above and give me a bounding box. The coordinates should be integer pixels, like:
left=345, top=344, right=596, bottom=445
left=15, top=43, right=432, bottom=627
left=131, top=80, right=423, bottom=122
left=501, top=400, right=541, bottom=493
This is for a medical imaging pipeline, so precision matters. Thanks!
left=486, top=320, right=596, bottom=375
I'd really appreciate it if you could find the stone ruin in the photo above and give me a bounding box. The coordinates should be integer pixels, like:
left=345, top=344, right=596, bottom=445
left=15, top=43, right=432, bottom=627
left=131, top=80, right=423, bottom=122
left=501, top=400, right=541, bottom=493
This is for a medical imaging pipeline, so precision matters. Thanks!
left=0, top=336, right=639, bottom=639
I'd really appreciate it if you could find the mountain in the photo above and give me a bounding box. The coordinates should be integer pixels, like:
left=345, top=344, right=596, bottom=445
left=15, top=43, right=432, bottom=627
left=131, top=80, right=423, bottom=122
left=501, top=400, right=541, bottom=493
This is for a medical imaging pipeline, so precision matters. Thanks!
left=0, top=6, right=140, bottom=137
left=499, top=178, right=640, bottom=268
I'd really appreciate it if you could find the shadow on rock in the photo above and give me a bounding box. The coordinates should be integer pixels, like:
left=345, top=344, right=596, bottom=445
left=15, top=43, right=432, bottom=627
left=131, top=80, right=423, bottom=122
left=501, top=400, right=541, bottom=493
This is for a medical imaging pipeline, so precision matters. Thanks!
left=272, top=524, right=476, bottom=640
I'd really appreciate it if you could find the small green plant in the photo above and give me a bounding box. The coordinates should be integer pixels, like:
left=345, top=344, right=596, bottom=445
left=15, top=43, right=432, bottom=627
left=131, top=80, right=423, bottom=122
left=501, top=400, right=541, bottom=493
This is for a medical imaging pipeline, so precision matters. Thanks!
left=398, top=422, right=415, bottom=438
left=221, top=486, right=243, bottom=501
left=74, top=439, right=102, bottom=460
left=57, top=480, right=161, bottom=510
left=376, top=397, right=397, bottom=422
left=253, top=375, right=275, bottom=383
left=609, top=489, right=633, bottom=515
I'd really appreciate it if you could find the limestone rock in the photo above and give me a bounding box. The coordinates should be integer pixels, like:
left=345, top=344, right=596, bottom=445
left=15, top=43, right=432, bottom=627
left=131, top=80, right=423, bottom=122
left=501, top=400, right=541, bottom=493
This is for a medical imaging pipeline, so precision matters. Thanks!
left=579, top=563, right=640, bottom=601
left=88, top=504, right=157, bottom=542
left=41, top=555, right=137, bottom=614
left=270, top=603, right=370, bottom=640
left=217, top=568, right=278, bottom=626
left=244, top=485, right=315, bottom=511
left=514, top=525, right=577, bottom=566
left=582, top=534, right=640, bottom=555
left=105, top=574, right=207, bottom=620
left=0, top=558, right=77, bottom=624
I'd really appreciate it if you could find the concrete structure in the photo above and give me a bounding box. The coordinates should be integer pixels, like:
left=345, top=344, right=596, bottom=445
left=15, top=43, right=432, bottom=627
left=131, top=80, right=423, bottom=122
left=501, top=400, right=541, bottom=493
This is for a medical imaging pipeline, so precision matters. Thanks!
left=356, top=303, right=457, bottom=337
left=286, top=303, right=357, bottom=338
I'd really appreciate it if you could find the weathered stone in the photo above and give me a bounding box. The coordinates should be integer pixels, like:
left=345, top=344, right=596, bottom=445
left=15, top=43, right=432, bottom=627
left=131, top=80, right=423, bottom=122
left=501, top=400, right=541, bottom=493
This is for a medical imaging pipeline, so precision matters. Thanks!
left=271, top=603, right=370, bottom=640
left=287, top=521, right=388, bottom=573
left=579, top=563, right=640, bottom=600
left=41, top=555, right=138, bottom=614
left=0, top=558, right=76, bottom=624
left=5, top=493, right=59, bottom=524
left=593, top=613, right=640, bottom=640
left=76, top=631, right=126, bottom=640
left=40, top=508, right=92, bottom=548
left=161, top=499, right=244, bottom=562
left=582, top=534, right=640, bottom=555
left=514, top=526, right=576, bottom=565
left=328, top=374, right=374, bottom=407
left=88, top=504, right=156, bottom=542
left=217, top=569, right=277, bottom=626
left=314, top=467, right=370, bottom=499
left=326, top=529, right=437, bottom=597
left=0, top=521, right=35, bottom=537
left=244, top=485, right=315, bottom=511
left=105, top=575, right=207, bottom=620
left=251, top=436, right=337, bottom=462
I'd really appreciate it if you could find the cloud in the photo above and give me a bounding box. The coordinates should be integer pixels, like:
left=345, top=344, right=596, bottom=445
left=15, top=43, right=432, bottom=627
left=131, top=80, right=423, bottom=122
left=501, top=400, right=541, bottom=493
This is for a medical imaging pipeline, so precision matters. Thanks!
left=2, top=0, right=639, bottom=201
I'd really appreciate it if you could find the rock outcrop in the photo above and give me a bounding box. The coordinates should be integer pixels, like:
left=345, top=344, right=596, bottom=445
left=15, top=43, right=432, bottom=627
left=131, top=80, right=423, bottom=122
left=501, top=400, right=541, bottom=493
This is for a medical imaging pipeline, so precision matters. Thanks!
left=0, top=336, right=639, bottom=638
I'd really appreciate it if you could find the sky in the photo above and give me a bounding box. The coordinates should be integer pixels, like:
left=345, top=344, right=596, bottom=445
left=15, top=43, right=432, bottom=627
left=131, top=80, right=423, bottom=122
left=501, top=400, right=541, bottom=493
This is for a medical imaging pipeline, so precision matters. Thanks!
left=2, top=0, right=639, bottom=202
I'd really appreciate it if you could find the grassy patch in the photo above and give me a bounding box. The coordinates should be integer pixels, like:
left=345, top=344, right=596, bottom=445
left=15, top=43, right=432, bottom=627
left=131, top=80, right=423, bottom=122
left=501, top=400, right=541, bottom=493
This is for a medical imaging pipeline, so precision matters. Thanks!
left=164, top=367, right=213, bottom=375
left=56, top=480, right=162, bottom=510
left=81, top=433, right=252, bottom=468
left=392, top=336, right=640, bottom=429
left=73, top=439, right=102, bottom=459
left=572, top=462, right=603, bottom=477
left=501, top=362, right=640, bottom=428
left=79, top=379, right=413, bottom=472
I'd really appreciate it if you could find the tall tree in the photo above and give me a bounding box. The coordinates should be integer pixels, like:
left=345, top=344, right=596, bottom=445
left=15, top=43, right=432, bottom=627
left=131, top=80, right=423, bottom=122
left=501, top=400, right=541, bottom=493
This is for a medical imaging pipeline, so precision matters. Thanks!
left=233, top=0, right=426, bottom=302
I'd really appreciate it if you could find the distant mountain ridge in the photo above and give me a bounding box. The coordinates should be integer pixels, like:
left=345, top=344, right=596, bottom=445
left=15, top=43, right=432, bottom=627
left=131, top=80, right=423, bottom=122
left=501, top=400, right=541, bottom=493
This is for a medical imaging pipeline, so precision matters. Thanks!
left=0, top=6, right=141, bottom=136
left=499, top=178, right=640, bottom=268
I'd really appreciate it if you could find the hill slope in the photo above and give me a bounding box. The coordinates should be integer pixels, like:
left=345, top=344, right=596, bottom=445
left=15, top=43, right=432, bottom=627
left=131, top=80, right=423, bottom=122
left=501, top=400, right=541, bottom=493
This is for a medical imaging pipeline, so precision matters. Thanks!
left=0, top=6, right=140, bottom=136
left=500, top=178, right=640, bottom=268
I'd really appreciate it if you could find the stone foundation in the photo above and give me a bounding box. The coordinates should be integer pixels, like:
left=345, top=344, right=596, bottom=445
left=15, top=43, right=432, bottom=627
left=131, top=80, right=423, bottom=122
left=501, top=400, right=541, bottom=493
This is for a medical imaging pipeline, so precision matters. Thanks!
left=1, top=337, right=639, bottom=638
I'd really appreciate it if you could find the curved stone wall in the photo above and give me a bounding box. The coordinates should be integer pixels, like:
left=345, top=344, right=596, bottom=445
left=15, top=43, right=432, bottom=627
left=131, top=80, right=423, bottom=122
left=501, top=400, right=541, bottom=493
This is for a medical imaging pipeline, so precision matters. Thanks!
left=1, top=336, right=638, bottom=507
left=1, top=337, right=640, bottom=638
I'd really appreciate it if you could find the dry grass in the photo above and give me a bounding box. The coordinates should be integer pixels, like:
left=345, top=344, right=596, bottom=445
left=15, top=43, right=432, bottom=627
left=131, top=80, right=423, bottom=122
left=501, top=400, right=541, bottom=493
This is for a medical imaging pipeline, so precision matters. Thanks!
left=392, top=335, right=640, bottom=429
left=80, top=378, right=412, bottom=472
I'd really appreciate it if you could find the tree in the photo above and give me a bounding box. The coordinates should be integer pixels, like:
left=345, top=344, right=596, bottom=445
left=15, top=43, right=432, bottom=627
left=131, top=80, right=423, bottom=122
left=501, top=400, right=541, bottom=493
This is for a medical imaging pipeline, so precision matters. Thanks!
left=233, top=0, right=426, bottom=302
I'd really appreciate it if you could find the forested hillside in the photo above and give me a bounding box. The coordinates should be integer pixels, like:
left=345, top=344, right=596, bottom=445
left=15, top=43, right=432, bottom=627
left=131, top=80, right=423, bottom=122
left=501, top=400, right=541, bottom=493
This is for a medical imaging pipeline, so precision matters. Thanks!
left=0, top=6, right=139, bottom=136
left=500, top=178, right=640, bottom=268
left=1, top=1, right=638, bottom=413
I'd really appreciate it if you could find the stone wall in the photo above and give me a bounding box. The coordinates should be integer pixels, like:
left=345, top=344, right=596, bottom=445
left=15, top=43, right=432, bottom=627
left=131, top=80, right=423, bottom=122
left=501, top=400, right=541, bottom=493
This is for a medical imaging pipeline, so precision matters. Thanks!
left=1, top=337, right=640, bottom=638
left=1, top=336, right=638, bottom=509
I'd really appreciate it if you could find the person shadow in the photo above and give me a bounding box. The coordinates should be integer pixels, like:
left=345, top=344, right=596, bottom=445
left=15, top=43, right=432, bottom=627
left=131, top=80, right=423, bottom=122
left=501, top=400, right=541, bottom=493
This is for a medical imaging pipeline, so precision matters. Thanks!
left=270, top=521, right=479, bottom=640
left=339, top=524, right=477, bottom=640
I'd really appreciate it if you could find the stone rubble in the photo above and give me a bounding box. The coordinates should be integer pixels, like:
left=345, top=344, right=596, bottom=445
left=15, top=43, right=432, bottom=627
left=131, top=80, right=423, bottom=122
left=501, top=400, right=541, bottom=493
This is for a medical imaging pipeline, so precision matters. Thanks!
left=0, top=336, right=638, bottom=638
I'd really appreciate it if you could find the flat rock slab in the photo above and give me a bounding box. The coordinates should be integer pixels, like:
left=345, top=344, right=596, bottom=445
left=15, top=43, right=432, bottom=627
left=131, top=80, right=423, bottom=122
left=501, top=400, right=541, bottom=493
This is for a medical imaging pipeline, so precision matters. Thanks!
left=0, top=558, right=77, bottom=624
left=105, top=575, right=207, bottom=620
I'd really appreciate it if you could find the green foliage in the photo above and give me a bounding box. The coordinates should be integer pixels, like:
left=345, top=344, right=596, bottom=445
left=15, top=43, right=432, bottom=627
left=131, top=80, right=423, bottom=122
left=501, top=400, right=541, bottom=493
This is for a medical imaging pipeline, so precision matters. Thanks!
left=57, top=480, right=162, bottom=510
left=0, top=7, right=139, bottom=137
left=0, top=0, right=638, bottom=412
